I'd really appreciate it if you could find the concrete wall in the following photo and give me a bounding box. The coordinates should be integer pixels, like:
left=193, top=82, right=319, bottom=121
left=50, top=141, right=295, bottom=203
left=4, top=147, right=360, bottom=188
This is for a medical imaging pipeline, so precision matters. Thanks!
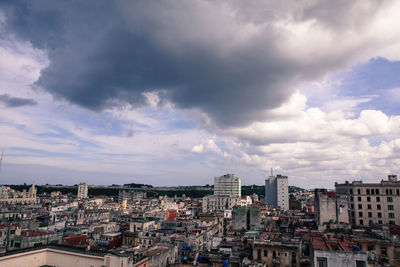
left=0, top=248, right=104, bottom=267
left=311, top=250, right=367, bottom=267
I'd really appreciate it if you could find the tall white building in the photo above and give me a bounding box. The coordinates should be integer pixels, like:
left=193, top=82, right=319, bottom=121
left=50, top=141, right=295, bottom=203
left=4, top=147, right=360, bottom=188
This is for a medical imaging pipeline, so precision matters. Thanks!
left=77, top=182, right=88, bottom=200
left=265, top=174, right=289, bottom=211
left=214, top=173, right=241, bottom=197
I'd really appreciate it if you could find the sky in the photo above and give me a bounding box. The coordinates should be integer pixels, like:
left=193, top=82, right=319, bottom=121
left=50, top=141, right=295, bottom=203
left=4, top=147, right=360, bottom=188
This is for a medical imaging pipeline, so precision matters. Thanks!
left=1, top=0, right=400, bottom=188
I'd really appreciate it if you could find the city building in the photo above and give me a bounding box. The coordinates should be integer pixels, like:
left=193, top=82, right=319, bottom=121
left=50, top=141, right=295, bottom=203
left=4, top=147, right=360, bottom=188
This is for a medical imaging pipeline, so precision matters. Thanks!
left=232, top=206, right=260, bottom=231
left=202, top=195, right=240, bottom=213
left=253, top=238, right=301, bottom=267
left=0, top=184, right=37, bottom=204
left=314, top=189, right=349, bottom=229
left=77, top=182, right=88, bottom=200
left=214, top=173, right=241, bottom=197
left=118, top=190, right=146, bottom=204
left=265, top=174, right=289, bottom=211
left=310, top=234, right=367, bottom=267
left=335, top=175, right=400, bottom=226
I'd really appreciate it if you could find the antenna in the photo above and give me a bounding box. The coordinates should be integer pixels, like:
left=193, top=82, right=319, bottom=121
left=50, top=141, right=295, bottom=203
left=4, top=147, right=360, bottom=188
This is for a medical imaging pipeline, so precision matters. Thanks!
left=0, top=151, right=3, bottom=171
left=271, top=167, right=273, bottom=176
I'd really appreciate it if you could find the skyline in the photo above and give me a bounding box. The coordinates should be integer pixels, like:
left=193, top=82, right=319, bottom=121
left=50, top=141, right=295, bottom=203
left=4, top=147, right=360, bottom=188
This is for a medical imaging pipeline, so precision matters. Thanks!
left=1, top=1, right=400, bottom=187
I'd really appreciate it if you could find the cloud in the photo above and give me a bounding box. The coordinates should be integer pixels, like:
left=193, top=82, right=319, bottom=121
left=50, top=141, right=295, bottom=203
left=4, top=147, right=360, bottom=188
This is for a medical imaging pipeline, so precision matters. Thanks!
left=0, top=93, right=37, bottom=107
left=191, top=139, right=221, bottom=154
left=2, top=1, right=400, bottom=127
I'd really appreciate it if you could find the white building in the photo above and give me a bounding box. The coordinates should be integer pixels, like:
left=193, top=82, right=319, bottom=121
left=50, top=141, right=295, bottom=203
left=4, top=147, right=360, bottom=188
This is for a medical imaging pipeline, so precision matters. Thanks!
left=265, top=174, right=289, bottom=211
left=214, top=173, right=241, bottom=197
left=77, top=182, right=88, bottom=200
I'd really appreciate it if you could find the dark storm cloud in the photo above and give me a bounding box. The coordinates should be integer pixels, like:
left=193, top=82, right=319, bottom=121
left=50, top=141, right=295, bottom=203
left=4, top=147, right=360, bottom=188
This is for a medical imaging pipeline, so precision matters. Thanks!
left=0, top=94, right=37, bottom=107
left=0, top=0, right=386, bottom=126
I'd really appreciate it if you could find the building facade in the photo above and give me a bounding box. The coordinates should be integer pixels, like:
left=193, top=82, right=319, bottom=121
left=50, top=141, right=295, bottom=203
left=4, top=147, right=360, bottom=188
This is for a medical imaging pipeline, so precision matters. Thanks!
left=77, top=182, right=88, bottom=200
left=214, top=174, right=241, bottom=197
left=0, top=185, right=37, bottom=204
left=335, top=175, right=400, bottom=226
left=202, top=195, right=240, bottom=213
left=265, top=174, right=289, bottom=211
left=314, top=189, right=349, bottom=228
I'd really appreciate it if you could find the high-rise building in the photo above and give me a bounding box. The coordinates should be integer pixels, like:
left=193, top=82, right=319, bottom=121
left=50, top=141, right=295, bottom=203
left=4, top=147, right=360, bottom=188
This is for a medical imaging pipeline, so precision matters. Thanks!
left=265, top=174, right=289, bottom=211
left=335, top=174, right=400, bottom=226
left=77, top=182, right=88, bottom=200
left=214, top=173, right=241, bottom=197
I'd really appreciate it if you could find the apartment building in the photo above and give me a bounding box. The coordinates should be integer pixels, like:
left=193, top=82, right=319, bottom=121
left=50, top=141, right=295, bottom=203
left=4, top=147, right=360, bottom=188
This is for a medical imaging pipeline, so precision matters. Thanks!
left=214, top=173, right=241, bottom=197
left=77, top=182, right=88, bottom=200
left=335, top=175, right=400, bottom=226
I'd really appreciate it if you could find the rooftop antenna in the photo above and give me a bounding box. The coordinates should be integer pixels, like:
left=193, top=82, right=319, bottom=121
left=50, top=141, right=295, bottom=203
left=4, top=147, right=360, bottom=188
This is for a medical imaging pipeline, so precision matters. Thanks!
left=271, top=167, right=273, bottom=176
left=0, top=150, right=3, bottom=171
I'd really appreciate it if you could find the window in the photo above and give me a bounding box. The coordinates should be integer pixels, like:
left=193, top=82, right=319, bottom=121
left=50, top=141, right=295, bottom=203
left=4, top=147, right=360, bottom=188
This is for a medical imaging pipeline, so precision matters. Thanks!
left=358, top=189, right=361, bottom=194
left=397, top=189, right=399, bottom=195
left=378, top=212, right=382, bottom=218
left=264, top=250, right=268, bottom=257
left=10, top=230, right=15, bottom=234
left=367, top=204, right=371, bottom=209
left=386, top=189, right=389, bottom=195
left=377, top=205, right=381, bottom=210
left=350, top=189, right=353, bottom=194
left=389, top=220, right=395, bottom=225
left=292, top=252, right=296, bottom=264
left=376, top=189, right=379, bottom=195
left=351, top=211, right=355, bottom=217
left=257, top=249, right=261, bottom=259
left=356, top=261, right=366, bottom=267
left=317, top=257, right=327, bottom=267
left=376, top=197, right=380, bottom=202
left=358, top=204, right=362, bottom=209
left=367, top=197, right=371, bottom=202
left=359, top=212, right=363, bottom=217
left=389, top=213, right=395, bottom=219
left=351, top=204, right=354, bottom=209
left=381, top=247, right=387, bottom=256
left=390, top=189, right=393, bottom=195
left=351, top=196, right=354, bottom=202
left=358, top=196, right=362, bottom=201
left=368, top=212, right=372, bottom=218
left=273, top=251, right=276, bottom=259
left=366, top=189, right=370, bottom=195
left=367, top=244, right=375, bottom=251
left=371, top=189, right=375, bottom=195
left=360, top=219, right=364, bottom=225
left=387, top=197, right=393, bottom=203
left=379, top=220, right=382, bottom=224
left=388, top=205, right=394, bottom=210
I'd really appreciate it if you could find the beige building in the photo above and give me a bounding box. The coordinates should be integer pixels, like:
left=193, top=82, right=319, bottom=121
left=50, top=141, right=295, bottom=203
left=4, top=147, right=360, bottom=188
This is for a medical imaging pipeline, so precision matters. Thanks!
left=0, top=184, right=37, bottom=204
left=0, top=246, right=149, bottom=267
left=202, top=195, right=240, bottom=213
left=77, top=182, right=88, bottom=200
left=253, top=239, right=301, bottom=267
left=335, top=175, right=400, bottom=226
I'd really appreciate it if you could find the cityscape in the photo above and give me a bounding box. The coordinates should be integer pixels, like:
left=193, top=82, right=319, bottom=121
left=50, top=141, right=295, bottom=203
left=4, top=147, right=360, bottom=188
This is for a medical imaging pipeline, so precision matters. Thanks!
left=0, top=173, right=399, bottom=266
left=1, top=1, right=400, bottom=267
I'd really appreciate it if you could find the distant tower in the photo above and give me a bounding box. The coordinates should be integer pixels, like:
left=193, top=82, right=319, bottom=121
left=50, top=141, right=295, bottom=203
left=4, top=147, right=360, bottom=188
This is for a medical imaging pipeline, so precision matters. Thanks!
left=265, top=173, right=289, bottom=211
left=77, top=182, right=88, bottom=200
